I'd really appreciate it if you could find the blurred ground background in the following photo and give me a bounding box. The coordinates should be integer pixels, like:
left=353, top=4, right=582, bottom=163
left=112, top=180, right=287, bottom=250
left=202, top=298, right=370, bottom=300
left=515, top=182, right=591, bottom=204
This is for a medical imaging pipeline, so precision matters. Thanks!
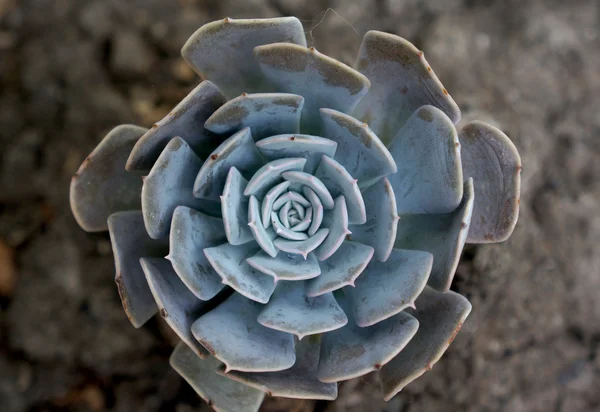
left=1, top=0, right=599, bottom=411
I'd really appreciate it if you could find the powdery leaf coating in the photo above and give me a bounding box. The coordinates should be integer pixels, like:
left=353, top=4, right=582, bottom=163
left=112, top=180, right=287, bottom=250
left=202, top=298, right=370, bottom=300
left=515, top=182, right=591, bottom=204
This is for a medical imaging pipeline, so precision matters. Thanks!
left=257, top=134, right=337, bottom=174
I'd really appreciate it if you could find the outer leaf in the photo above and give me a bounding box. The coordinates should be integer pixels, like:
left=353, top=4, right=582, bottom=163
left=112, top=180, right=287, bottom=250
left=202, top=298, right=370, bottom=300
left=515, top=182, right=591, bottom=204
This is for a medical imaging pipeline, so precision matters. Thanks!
left=349, top=177, right=399, bottom=262
left=167, top=206, right=226, bottom=300
left=394, top=179, right=475, bottom=291
left=380, top=286, right=472, bottom=400
left=256, top=134, right=337, bottom=174
left=205, top=93, right=304, bottom=140
left=246, top=250, right=321, bottom=281
left=140, top=258, right=210, bottom=358
left=126, top=81, right=226, bottom=171
left=204, top=242, right=276, bottom=304
left=223, top=335, right=337, bottom=400
left=306, top=241, right=374, bottom=297
left=258, top=281, right=348, bottom=339
left=345, top=249, right=432, bottom=327
left=170, top=343, right=265, bottom=412
left=459, top=121, right=521, bottom=243
left=222, top=167, right=253, bottom=245
left=388, top=106, right=463, bottom=214
left=193, top=127, right=264, bottom=201
left=320, top=108, right=396, bottom=182
left=191, top=293, right=296, bottom=372
left=353, top=31, right=460, bottom=145
left=141, top=137, right=218, bottom=239
left=254, top=43, right=370, bottom=134
left=70, top=125, right=146, bottom=232
left=108, top=211, right=168, bottom=328
left=182, top=17, right=307, bottom=98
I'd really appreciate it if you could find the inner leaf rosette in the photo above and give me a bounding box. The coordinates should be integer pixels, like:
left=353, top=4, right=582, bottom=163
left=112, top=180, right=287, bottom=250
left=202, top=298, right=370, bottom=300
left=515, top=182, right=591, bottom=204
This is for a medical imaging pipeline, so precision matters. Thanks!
left=70, top=16, right=522, bottom=412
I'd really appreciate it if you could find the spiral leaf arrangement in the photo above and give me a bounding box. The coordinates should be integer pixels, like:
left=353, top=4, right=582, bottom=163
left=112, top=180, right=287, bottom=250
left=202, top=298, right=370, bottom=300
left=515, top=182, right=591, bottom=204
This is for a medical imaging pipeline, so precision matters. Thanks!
left=70, top=17, right=521, bottom=411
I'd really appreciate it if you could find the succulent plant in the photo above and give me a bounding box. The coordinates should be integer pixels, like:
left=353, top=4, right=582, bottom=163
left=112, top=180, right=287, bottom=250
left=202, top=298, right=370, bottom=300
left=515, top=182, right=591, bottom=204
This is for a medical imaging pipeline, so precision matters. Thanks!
left=70, top=17, right=521, bottom=411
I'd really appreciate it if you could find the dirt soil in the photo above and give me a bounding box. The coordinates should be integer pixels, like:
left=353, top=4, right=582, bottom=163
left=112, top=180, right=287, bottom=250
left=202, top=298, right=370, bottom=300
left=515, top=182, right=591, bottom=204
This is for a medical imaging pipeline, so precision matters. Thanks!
left=1, top=0, right=599, bottom=411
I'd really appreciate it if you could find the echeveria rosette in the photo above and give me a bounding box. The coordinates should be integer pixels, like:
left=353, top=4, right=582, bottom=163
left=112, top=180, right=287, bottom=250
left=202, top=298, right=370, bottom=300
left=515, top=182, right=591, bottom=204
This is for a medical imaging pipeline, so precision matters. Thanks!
left=69, top=17, right=521, bottom=411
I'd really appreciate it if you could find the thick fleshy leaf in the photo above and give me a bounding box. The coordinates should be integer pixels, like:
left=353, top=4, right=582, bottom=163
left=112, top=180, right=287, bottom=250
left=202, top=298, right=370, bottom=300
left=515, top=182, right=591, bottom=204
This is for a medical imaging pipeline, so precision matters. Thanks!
left=258, top=282, right=347, bottom=339
left=353, top=31, right=460, bottom=145
left=204, top=242, right=276, bottom=304
left=349, top=177, right=399, bottom=262
left=271, top=212, right=308, bottom=241
left=303, top=187, right=323, bottom=236
left=182, top=17, right=307, bottom=98
left=167, top=206, right=226, bottom=300
left=320, top=109, right=396, bottom=183
left=108, top=211, right=168, bottom=328
left=388, top=106, right=463, bottom=214
left=314, top=196, right=350, bottom=261
left=254, top=43, right=370, bottom=134
left=248, top=196, right=278, bottom=257
left=394, top=179, right=475, bottom=291
left=245, top=158, right=306, bottom=200
left=194, top=128, right=264, bottom=201
left=256, top=134, right=337, bottom=174
left=140, top=258, right=210, bottom=358
left=260, top=181, right=290, bottom=228
left=205, top=93, right=304, bottom=140
left=141, top=137, right=218, bottom=239
left=170, top=343, right=265, bottom=412
left=345, top=249, right=432, bottom=327
left=221, top=167, right=253, bottom=245
left=315, top=155, right=366, bottom=224
left=274, top=228, right=329, bottom=259
left=306, top=241, right=374, bottom=297
left=191, top=293, right=296, bottom=372
left=459, top=121, right=521, bottom=243
left=126, top=81, right=226, bottom=171
left=318, top=297, right=418, bottom=382
left=380, top=286, right=471, bottom=400
left=281, top=171, right=334, bottom=209
left=223, top=335, right=337, bottom=400
left=246, top=250, right=321, bottom=281
left=70, top=125, right=146, bottom=232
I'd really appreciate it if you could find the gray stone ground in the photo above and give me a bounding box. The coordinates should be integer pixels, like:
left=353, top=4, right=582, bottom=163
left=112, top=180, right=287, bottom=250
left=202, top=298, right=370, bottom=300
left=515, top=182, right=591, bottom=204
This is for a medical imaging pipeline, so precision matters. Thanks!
left=1, top=0, right=599, bottom=411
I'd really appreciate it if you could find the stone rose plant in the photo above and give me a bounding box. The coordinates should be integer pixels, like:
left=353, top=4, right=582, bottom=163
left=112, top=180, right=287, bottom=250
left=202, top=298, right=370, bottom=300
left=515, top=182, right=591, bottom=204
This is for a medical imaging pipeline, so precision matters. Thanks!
left=70, top=17, right=521, bottom=412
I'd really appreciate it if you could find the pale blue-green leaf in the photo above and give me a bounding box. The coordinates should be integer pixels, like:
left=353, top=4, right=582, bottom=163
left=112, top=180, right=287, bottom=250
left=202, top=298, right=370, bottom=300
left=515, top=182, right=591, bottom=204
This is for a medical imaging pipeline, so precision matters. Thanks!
left=318, top=293, right=418, bottom=382
left=170, top=343, right=265, bottom=412
left=394, top=179, right=474, bottom=291
left=315, top=155, right=366, bottom=224
left=388, top=105, right=463, bottom=214
left=302, top=187, right=323, bottom=236
left=306, top=241, right=374, bottom=297
left=281, top=171, right=334, bottom=209
left=246, top=250, right=321, bottom=282
left=271, top=211, right=308, bottom=241
left=205, top=93, right=304, bottom=140
left=167, top=206, right=225, bottom=301
left=193, top=127, right=263, bottom=201
left=260, top=181, right=291, bottom=228
left=70, top=125, right=146, bottom=232
left=256, top=134, right=337, bottom=174
left=278, top=201, right=291, bottom=228
left=349, top=177, right=399, bottom=262
left=248, top=196, right=278, bottom=257
left=459, top=121, right=521, bottom=243
left=191, top=293, right=296, bottom=372
left=222, top=335, right=337, bottom=400
left=257, top=281, right=347, bottom=339
left=141, top=137, right=219, bottom=239
left=272, top=191, right=311, bottom=210
left=244, top=158, right=306, bottom=199
left=319, top=108, right=396, bottom=182
left=221, top=167, right=253, bottom=245
left=182, top=17, right=307, bottom=98
left=345, top=248, right=432, bottom=327
left=290, top=206, right=313, bottom=232
left=204, top=242, right=276, bottom=304
left=314, top=196, right=350, bottom=261
left=140, top=257, right=210, bottom=358
left=380, top=286, right=471, bottom=400
left=274, top=228, right=329, bottom=259
left=126, top=81, right=225, bottom=171
left=108, top=211, right=168, bottom=328
left=353, top=31, right=460, bottom=145
left=254, top=43, right=370, bottom=134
